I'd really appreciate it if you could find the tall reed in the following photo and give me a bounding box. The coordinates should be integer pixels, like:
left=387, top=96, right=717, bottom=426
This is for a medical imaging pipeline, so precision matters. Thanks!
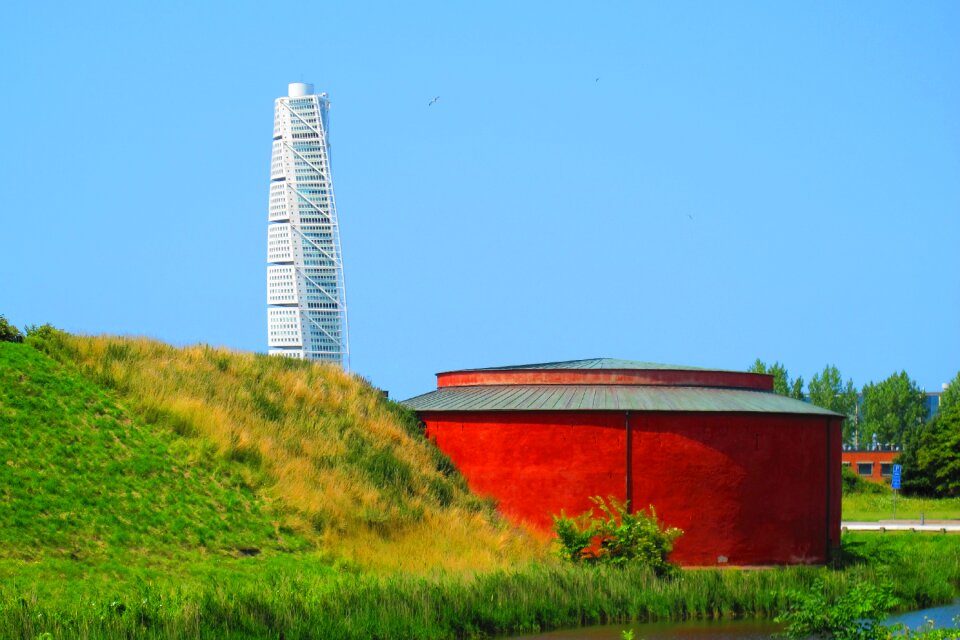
left=4, top=534, right=958, bottom=640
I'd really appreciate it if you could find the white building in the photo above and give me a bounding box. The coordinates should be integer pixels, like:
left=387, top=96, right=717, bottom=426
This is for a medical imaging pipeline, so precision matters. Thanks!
left=267, top=82, right=349, bottom=365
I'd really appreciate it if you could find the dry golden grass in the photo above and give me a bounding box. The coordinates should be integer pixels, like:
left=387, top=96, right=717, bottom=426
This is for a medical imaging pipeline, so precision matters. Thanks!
left=34, top=332, right=547, bottom=573
left=336, top=508, right=552, bottom=575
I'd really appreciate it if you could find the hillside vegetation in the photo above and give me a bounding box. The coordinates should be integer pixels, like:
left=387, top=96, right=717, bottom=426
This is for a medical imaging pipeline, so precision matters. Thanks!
left=2, top=330, right=542, bottom=574
left=2, top=330, right=960, bottom=638
left=0, top=342, right=283, bottom=561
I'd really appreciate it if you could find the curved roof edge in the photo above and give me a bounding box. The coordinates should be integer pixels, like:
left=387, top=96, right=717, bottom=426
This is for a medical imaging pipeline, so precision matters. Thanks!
left=402, top=385, right=843, bottom=417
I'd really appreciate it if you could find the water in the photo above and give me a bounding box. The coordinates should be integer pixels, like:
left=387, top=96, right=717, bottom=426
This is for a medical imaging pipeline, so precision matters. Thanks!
left=887, top=599, right=960, bottom=632
left=507, top=600, right=960, bottom=639
left=505, top=618, right=779, bottom=639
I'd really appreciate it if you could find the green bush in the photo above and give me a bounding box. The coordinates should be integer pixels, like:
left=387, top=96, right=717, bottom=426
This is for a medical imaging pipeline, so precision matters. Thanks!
left=777, top=572, right=960, bottom=639
left=842, top=465, right=887, bottom=495
left=776, top=578, right=898, bottom=640
left=553, top=511, right=595, bottom=563
left=23, top=322, right=68, bottom=352
left=552, top=497, right=682, bottom=577
left=0, top=314, right=23, bottom=342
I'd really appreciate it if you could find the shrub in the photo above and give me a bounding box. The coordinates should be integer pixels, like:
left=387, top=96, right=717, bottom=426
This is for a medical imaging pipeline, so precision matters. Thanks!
left=0, top=315, right=23, bottom=343
left=842, top=465, right=887, bottom=495
left=552, top=497, right=682, bottom=577
left=776, top=578, right=898, bottom=640
left=553, top=510, right=595, bottom=563
left=23, top=323, right=68, bottom=351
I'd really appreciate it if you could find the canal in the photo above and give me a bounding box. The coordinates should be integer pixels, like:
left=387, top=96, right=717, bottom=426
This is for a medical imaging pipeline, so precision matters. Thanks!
left=507, top=600, right=960, bottom=639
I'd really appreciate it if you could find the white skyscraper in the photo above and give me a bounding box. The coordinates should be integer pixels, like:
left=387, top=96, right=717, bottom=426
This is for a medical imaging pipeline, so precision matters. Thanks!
left=267, top=82, right=349, bottom=366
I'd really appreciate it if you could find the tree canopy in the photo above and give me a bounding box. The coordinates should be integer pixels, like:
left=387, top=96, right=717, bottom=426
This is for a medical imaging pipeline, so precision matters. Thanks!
left=807, top=365, right=859, bottom=443
left=900, top=402, right=960, bottom=497
left=748, top=359, right=804, bottom=400
left=0, top=315, right=23, bottom=343
left=940, top=371, right=960, bottom=413
left=860, top=371, right=925, bottom=448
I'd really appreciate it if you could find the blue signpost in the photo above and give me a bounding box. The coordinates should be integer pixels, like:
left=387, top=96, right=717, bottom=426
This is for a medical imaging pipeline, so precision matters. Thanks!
left=892, top=464, right=902, bottom=519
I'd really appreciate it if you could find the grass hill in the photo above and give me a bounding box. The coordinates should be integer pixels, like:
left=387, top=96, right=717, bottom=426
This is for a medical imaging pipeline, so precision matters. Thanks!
left=0, top=340, right=282, bottom=561
left=1, top=329, right=959, bottom=639
left=0, top=330, right=542, bottom=578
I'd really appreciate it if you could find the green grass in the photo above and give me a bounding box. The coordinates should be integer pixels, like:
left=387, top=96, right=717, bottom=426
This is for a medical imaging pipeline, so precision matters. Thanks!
left=837, top=532, right=960, bottom=608
left=13, top=331, right=543, bottom=573
left=0, top=342, right=293, bottom=560
left=3, top=334, right=960, bottom=639
left=0, top=533, right=956, bottom=639
left=843, top=491, right=960, bottom=521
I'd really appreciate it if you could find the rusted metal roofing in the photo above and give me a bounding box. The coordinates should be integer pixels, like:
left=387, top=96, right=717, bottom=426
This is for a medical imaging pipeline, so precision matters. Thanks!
left=448, top=358, right=716, bottom=373
left=403, top=384, right=840, bottom=416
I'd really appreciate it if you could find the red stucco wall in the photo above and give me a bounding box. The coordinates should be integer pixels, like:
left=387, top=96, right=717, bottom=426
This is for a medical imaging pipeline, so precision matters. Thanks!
left=829, top=419, right=843, bottom=553
left=422, top=412, right=628, bottom=528
left=422, top=410, right=841, bottom=566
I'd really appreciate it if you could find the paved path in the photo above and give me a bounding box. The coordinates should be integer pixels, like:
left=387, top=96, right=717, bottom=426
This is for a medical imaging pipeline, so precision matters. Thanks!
left=842, top=520, right=960, bottom=532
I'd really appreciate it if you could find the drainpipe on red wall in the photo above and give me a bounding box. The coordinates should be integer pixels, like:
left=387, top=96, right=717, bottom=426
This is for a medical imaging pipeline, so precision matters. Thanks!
left=625, top=411, right=633, bottom=512
left=826, top=418, right=831, bottom=563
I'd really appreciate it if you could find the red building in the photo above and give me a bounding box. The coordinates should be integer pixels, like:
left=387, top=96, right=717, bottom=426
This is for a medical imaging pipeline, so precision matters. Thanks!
left=405, top=358, right=844, bottom=566
left=842, top=450, right=900, bottom=483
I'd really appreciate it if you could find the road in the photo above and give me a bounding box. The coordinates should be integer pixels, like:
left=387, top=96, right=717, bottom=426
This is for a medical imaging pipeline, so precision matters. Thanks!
left=842, top=520, right=960, bottom=532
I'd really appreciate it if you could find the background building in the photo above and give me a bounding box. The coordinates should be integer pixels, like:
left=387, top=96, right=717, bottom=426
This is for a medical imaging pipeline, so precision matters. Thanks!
left=842, top=449, right=899, bottom=483
left=267, top=82, right=349, bottom=365
left=405, top=358, right=843, bottom=566
left=923, top=390, right=944, bottom=421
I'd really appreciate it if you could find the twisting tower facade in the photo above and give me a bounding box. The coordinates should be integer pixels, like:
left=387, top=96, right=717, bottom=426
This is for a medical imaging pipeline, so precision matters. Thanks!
left=267, top=82, right=349, bottom=366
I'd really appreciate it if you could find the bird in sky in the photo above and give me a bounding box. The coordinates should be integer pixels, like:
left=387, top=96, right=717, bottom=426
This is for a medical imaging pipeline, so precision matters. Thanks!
left=428, top=96, right=440, bottom=106
left=595, top=77, right=600, bottom=82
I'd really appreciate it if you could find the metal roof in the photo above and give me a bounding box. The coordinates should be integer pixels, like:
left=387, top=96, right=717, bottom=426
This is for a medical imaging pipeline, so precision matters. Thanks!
left=449, top=358, right=716, bottom=373
left=403, top=384, right=840, bottom=416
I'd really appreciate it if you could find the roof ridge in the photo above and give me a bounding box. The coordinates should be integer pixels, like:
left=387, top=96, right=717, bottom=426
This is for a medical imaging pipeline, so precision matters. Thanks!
left=445, top=358, right=722, bottom=373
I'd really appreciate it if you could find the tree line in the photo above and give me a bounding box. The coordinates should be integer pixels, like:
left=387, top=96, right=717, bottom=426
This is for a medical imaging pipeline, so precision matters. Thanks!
left=749, top=359, right=959, bottom=498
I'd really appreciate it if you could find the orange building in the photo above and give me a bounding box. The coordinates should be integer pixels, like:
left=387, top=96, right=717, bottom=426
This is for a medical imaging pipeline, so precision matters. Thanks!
left=842, top=450, right=899, bottom=483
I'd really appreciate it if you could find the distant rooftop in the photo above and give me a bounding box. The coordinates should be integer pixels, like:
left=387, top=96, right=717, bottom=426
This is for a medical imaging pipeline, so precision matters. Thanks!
left=288, top=82, right=314, bottom=97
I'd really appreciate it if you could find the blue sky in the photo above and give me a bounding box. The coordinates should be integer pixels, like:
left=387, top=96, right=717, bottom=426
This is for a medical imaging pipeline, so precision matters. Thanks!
left=2, top=1, right=957, bottom=400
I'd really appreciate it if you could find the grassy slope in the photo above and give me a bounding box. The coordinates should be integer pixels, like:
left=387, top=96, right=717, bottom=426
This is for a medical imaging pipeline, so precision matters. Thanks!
left=1, top=335, right=959, bottom=638
left=0, top=342, right=284, bottom=558
left=1, top=334, right=543, bottom=577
